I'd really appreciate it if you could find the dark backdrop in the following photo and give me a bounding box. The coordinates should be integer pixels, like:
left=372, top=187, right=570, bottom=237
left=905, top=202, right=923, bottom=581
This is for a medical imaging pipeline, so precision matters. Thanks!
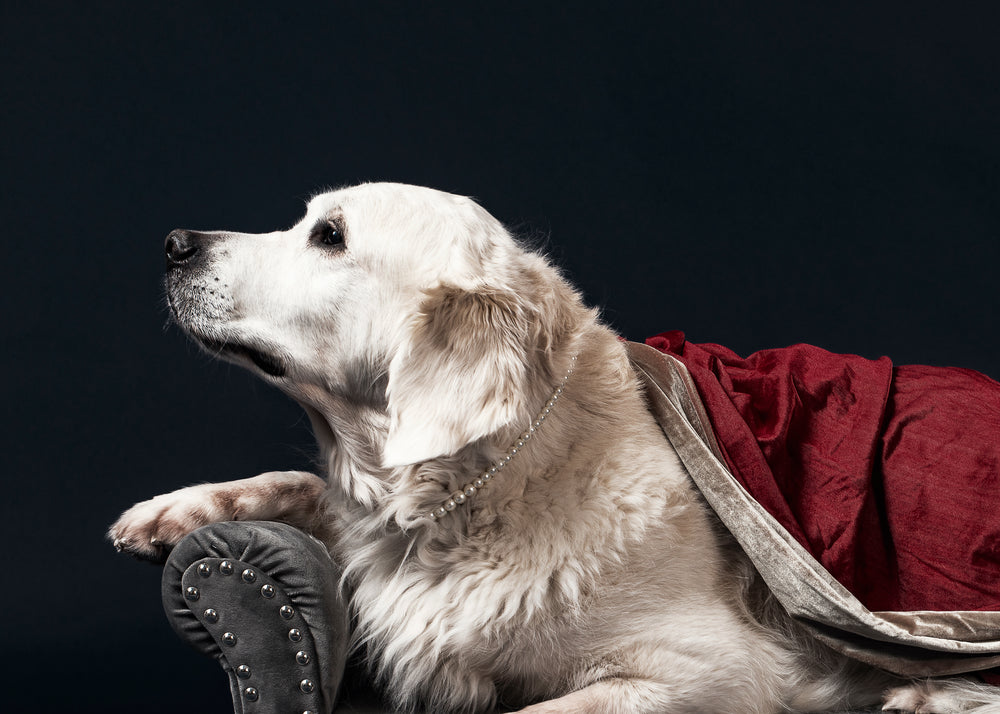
left=3, top=3, right=999, bottom=712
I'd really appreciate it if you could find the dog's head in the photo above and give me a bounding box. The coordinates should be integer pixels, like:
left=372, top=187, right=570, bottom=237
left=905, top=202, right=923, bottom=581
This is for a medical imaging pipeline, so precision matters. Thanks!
left=165, top=183, right=582, bottom=480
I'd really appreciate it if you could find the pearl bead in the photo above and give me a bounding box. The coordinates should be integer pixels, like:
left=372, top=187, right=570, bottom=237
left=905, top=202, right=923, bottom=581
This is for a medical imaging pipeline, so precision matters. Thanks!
left=464, top=485, right=477, bottom=497
left=434, top=506, right=447, bottom=518
left=453, top=492, right=466, bottom=505
left=473, top=478, right=484, bottom=488
left=444, top=499, right=456, bottom=511
left=481, top=472, right=493, bottom=482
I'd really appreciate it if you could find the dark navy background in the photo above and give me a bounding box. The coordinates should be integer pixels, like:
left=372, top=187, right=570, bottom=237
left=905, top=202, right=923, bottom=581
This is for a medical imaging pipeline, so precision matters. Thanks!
left=3, top=3, right=999, bottom=711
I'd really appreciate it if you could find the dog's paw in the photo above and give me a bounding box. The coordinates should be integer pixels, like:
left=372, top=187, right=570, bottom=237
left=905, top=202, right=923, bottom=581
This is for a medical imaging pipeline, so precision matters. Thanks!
left=108, top=487, right=216, bottom=562
left=882, top=679, right=996, bottom=713
left=882, top=684, right=927, bottom=712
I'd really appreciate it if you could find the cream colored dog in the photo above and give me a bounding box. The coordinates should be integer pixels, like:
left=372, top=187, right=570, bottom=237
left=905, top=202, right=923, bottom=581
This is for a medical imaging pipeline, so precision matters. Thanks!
left=110, top=183, right=999, bottom=713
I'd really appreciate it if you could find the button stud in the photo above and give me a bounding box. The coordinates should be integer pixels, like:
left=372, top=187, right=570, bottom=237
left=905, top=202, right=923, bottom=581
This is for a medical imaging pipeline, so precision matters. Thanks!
left=204, top=608, right=219, bottom=623
left=236, top=664, right=251, bottom=679
left=220, top=561, right=234, bottom=575
left=184, top=586, right=200, bottom=601
left=222, top=632, right=237, bottom=647
left=280, top=605, right=294, bottom=620
left=299, top=679, right=315, bottom=693
left=241, top=568, right=257, bottom=584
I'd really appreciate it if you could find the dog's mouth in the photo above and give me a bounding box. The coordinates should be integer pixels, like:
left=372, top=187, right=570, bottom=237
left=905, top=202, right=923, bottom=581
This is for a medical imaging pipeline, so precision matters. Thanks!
left=198, top=336, right=287, bottom=378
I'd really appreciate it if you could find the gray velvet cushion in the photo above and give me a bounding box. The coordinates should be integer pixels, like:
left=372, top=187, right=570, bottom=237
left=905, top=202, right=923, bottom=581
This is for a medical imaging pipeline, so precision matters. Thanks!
left=162, top=521, right=351, bottom=714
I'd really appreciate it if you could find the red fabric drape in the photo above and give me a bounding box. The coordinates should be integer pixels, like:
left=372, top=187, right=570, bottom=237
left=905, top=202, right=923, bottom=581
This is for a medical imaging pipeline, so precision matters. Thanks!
left=646, top=330, right=1000, bottom=613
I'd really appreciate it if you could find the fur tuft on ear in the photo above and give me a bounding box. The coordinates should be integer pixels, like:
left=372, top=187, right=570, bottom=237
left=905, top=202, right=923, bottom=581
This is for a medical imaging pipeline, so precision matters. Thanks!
left=382, top=284, right=532, bottom=467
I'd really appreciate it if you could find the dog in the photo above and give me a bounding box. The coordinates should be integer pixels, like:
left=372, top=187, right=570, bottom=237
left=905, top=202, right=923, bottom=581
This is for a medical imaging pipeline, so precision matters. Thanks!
left=110, top=182, right=1000, bottom=713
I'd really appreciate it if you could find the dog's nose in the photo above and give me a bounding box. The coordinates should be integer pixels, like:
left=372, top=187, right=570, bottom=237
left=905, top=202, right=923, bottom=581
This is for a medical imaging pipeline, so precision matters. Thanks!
left=165, top=230, right=200, bottom=267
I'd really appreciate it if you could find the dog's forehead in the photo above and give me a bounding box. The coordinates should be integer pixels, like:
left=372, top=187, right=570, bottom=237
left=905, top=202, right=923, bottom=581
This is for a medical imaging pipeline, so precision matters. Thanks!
left=301, top=183, right=487, bottom=228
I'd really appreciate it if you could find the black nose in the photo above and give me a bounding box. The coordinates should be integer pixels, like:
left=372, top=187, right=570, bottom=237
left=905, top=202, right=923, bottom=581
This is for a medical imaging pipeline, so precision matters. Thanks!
left=165, top=230, right=200, bottom=267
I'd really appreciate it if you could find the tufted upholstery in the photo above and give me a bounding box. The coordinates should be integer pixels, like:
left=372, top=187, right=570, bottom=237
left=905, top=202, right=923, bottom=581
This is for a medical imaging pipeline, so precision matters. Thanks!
left=162, top=521, right=354, bottom=714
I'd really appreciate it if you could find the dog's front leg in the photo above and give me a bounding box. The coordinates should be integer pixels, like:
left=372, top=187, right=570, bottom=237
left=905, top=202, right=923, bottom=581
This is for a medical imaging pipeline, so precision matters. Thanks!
left=514, top=678, right=674, bottom=714
left=108, top=471, right=327, bottom=561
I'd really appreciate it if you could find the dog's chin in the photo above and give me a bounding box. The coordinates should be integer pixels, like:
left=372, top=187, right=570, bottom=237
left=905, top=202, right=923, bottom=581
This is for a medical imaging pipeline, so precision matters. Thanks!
left=198, top=335, right=288, bottom=378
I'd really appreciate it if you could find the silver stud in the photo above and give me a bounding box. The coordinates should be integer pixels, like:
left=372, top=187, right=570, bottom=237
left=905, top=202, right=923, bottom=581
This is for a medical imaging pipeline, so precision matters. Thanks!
left=295, top=650, right=310, bottom=665
left=197, top=563, right=212, bottom=577
left=299, top=679, right=315, bottom=693
left=241, top=568, right=256, bottom=584
left=236, top=664, right=251, bottom=679
left=288, top=628, right=302, bottom=642
left=304, top=711, right=316, bottom=714
left=220, top=561, right=234, bottom=575
left=204, top=608, right=219, bottom=623
left=184, top=586, right=200, bottom=601
left=222, top=632, right=237, bottom=646
left=280, top=605, right=295, bottom=620
left=244, top=686, right=258, bottom=702
left=453, top=492, right=466, bottom=505
left=443, top=499, right=456, bottom=512
left=260, top=584, right=275, bottom=599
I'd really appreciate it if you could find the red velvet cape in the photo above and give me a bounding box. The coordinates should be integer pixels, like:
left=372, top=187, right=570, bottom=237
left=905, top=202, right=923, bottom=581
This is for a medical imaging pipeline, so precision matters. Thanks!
left=646, top=330, right=1000, bottom=614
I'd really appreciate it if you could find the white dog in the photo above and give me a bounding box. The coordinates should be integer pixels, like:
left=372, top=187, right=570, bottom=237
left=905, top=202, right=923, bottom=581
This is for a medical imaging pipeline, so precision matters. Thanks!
left=110, top=183, right=1000, bottom=713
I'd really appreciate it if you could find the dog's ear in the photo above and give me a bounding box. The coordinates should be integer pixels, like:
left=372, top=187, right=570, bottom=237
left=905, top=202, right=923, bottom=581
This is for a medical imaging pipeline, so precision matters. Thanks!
left=382, top=284, right=531, bottom=467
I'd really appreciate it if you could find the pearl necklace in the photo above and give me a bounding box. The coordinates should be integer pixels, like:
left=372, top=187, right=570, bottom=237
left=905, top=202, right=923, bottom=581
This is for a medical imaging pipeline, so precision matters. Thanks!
left=428, top=354, right=578, bottom=520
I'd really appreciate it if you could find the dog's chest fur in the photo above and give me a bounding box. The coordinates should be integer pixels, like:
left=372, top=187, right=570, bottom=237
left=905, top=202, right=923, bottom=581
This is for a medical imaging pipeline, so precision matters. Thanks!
left=334, top=347, right=759, bottom=710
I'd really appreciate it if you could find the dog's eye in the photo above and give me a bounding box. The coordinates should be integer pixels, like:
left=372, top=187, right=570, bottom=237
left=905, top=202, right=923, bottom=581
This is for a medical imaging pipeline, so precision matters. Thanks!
left=312, top=220, right=345, bottom=249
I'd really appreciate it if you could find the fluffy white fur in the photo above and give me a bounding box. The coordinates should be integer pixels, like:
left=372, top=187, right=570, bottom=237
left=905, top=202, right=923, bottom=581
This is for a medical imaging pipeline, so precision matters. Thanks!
left=110, top=183, right=1000, bottom=713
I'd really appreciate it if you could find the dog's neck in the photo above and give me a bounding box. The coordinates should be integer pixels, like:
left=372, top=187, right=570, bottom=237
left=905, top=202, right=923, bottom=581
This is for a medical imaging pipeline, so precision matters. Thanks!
left=425, top=353, right=578, bottom=521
